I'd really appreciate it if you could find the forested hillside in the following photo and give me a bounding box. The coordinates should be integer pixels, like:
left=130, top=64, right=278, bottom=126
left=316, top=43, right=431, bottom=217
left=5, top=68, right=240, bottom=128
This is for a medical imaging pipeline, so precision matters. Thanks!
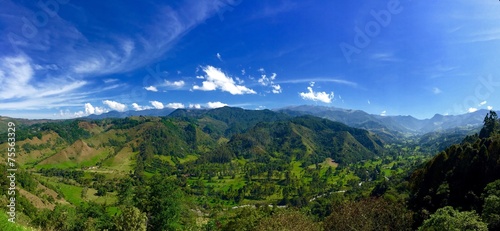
left=1, top=108, right=499, bottom=230
left=410, top=111, right=500, bottom=229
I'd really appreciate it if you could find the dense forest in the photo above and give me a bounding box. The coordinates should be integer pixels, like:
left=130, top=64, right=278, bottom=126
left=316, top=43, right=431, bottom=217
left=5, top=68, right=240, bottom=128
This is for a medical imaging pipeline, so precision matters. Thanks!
left=0, top=107, right=499, bottom=230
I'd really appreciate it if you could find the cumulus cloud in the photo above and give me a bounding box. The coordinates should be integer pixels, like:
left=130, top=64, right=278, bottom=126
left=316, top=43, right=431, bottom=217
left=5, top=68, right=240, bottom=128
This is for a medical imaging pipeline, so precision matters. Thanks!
left=145, top=86, right=158, bottom=92
left=193, top=66, right=256, bottom=95
left=207, top=101, right=228, bottom=108
left=103, top=100, right=127, bottom=112
left=488, top=106, right=493, bottom=110
left=84, top=103, right=107, bottom=115
left=74, top=111, right=86, bottom=117
left=479, top=101, right=487, bottom=106
left=164, top=80, right=185, bottom=88
left=468, top=107, right=478, bottom=113
left=166, top=102, right=185, bottom=109
left=150, top=100, right=164, bottom=109
left=272, top=84, right=282, bottom=94
left=299, top=84, right=334, bottom=103
left=189, top=104, right=201, bottom=109
left=132, top=103, right=151, bottom=111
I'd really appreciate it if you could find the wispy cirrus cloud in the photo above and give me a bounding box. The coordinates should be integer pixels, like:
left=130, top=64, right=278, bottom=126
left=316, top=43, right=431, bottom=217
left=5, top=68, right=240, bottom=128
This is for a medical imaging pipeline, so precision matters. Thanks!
left=277, top=78, right=358, bottom=88
left=0, top=55, right=89, bottom=110
left=163, top=80, right=185, bottom=88
left=0, top=0, right=239, bottom=112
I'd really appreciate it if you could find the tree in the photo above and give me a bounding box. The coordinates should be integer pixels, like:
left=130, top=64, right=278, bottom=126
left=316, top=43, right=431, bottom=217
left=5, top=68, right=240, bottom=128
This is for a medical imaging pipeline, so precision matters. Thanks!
left=255, top=210, right=321, bottom=231
left=147, top=175, right=185, bottom=231
left=479, top=111, right=499, bottom=138
left=114, top=206, right=147, bottom=231
left=482, top=180, right=500, bottom=230
left=418, top=206, right=487, bottom=231
left=323, top=198, right=413, bottom=231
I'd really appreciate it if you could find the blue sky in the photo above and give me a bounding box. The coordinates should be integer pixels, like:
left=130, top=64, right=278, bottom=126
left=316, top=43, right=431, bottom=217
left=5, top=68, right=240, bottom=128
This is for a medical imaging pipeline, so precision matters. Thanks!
left=1, top=0, right=500, bottom=119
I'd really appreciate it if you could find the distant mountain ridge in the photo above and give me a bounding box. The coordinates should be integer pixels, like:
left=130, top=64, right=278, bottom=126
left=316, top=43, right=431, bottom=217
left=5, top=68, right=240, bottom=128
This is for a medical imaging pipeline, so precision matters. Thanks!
left=84, top=108, right=176, bottom=119
left=2, top=105, right=493, bottom=137
left=277, top=105, right=493, bottom=135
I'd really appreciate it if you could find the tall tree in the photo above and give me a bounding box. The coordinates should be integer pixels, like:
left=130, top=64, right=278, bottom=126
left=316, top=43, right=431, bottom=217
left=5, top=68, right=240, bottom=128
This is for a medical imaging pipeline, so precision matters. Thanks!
left=147, top=175, right=185, bottom=231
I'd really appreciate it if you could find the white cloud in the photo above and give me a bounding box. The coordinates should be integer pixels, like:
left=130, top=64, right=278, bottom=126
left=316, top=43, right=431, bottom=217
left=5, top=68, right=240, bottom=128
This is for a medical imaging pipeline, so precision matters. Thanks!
left=84, top=103, right=107, bottom=115
left=103, top=100, right=127, bottom=112
left=272, top=84, right=282, bottom=94
left=150, top=101, right=164, bottom=109
left=368, top=100, right=371, bottom=104
left=85, top=103, right=95, bottom=115
left=258, top=73, right=281, bottom=94
left=145, top=86, right=158, bottom=92
left=189, top=104, right=201, bottom=109
left=164, top=80, right=185, bottom=88
left=132, top=103, right=141, bottom=111
left=207, top=101, right=228, bottom=108
left=33, top=64, right=59, bottom=71
left=74, top=111, right=86, bottom=117
left=0, top=56, right=36, bottom=99
left=241, top=69, right=246, bottom=75
left=104, top=79, right=119, bottom=84
left=0, top=55, right=91, bottom=111
left=132, top=103, right=151, bottom=111
left=235, top=77, right=244, bottom=84
left=433, top=87, right=442, bottom=94
left=479, top=101, right=487, bottom=106
left=380, top=111, right=387, bottom=116
left=299, top=86, right=334, bottom=103
left=166, top=102, right=185, bottom=109
left=487, top=106, right=493, bottom=110
left=468, top=107, right=478, bottom=113
left=277, top=78, right=358, bottom=88
left=258, top=75, right=270, bottom=86
left=270, top=73, right=277, bottom=80
left=193, top=66, right=256, bottom=95
left=216, top=53, right=223, bottom=61
left=122, top=39, right=134, bottom=57
left=258, top=68, right=265, bottom=73
left=73, top=58, right=105, bottom=74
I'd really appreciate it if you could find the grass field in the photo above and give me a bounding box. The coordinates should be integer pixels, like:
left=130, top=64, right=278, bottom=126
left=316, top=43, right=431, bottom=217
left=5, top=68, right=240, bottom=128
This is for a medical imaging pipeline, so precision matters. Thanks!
left=42, top=179, right=83, bottom=205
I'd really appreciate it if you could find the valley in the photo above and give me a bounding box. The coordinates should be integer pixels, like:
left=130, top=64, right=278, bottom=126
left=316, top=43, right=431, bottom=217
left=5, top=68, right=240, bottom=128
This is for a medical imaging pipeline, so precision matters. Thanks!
left=0, top=106, right=499, bottom=230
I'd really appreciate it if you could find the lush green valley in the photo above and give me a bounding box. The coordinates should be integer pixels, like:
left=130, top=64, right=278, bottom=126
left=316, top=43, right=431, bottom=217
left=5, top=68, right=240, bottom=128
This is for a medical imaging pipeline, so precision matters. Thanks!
left=1, top=108, right=499, bottom=230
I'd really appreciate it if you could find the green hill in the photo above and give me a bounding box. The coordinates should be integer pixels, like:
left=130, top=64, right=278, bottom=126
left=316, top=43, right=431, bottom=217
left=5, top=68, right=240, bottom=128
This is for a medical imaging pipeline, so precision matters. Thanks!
left=409, top=111, right=500, bottom=227
left=0, top=107, right=395, bottom=230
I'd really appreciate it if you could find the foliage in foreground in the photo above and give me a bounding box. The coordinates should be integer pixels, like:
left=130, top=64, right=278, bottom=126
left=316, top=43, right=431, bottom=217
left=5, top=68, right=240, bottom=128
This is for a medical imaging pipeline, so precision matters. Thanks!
left=418, top=206, right=487, bottom=231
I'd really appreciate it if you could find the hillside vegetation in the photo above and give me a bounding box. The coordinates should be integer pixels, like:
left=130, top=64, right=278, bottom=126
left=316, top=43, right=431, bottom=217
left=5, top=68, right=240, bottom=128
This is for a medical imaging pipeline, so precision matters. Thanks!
left=0, top=108, right=499, bottom=230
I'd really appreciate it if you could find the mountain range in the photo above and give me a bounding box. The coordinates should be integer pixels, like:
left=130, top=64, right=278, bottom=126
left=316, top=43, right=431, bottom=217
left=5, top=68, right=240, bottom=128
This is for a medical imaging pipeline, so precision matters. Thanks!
left=71, top=105, right=493, bottom=138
